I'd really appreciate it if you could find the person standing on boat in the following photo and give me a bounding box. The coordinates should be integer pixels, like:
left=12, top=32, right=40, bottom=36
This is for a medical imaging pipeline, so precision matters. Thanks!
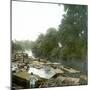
left=29, top=72, right=38, bottom=88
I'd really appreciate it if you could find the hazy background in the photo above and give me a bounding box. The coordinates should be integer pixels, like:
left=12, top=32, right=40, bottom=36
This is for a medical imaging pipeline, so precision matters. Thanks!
left=12, top=1, right=64, bottom=41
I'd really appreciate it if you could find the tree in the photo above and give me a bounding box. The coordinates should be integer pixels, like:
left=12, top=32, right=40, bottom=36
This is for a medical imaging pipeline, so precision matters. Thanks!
left=30, top=4, right=87, bottom=63
left=58, top=4, right=87, bottom=61
left=12, top=41, right=24, bottom=53
left=31, top=28, right=58, bottom=59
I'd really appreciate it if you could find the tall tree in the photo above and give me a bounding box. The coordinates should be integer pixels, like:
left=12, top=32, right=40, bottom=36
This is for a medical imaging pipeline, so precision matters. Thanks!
left=58, top=4, right=87, bottom=60
left=31, top=28, right=58, bottom=59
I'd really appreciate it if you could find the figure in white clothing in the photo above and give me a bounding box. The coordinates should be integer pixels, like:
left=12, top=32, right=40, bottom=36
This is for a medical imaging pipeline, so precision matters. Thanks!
left=29, top=72, right=38, bottom=88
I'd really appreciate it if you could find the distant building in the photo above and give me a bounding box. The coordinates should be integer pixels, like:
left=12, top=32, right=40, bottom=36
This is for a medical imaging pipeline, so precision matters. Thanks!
left=12, top=52, right=28, bottom=62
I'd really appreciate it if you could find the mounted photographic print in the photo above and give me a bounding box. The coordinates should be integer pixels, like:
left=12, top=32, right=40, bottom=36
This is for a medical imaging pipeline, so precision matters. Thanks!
left=11, top=0, right=88, bottom=89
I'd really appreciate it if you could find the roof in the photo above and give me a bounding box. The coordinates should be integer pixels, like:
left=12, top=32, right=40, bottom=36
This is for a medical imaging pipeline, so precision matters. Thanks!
left=54, top=68, right=64, bottom=74
left=28, top=67, right=56, bottom=79
left=13, top=71, right=41, bottom=81
left=14, top=71, right=30, bottom=80
left=63, top=67, right=80, bottom=73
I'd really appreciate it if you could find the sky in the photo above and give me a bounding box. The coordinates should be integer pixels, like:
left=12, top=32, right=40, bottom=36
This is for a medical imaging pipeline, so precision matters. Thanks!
left=12, top=1, right=65, bottom=41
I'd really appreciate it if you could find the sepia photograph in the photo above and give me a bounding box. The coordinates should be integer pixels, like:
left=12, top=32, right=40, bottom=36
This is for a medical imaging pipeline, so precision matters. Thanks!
left=11, top=0, right=88, bottom=89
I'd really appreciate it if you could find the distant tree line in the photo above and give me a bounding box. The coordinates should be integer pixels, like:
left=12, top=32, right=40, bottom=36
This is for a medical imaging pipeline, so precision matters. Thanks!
left=12, top=41, right=24, bottom=53
left=12, top=40, right=34, bottom=53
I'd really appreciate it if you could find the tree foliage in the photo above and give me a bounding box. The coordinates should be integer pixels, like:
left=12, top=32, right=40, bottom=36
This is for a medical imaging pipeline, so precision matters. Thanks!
left=58, top=4, right=87, bottom=61
left=30, top=4, right=87, bottom=62
left=12, top=41, right=24, bottom=53
left=31, top=28, right=58, bottom=59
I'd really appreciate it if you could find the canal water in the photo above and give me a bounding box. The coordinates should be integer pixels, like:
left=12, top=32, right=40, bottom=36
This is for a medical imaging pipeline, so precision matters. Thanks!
left=25, top=50, right=34, bottom=58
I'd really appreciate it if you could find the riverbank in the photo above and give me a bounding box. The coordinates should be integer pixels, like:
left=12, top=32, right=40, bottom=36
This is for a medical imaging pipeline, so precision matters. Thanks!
left=12, top=52, right=87, bottom=89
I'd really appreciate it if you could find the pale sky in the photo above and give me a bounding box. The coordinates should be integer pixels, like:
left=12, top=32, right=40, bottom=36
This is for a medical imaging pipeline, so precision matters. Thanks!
left=12, top=1, right=64, bottom=41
